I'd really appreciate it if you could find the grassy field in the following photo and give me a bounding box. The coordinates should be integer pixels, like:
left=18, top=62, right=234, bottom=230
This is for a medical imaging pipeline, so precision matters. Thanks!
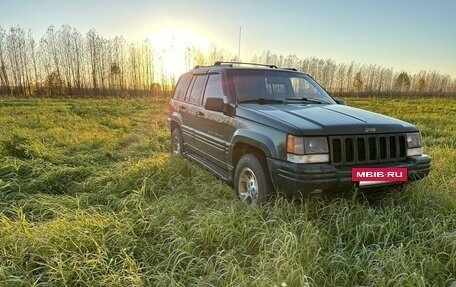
left=0, top=96, right=455, bottom=286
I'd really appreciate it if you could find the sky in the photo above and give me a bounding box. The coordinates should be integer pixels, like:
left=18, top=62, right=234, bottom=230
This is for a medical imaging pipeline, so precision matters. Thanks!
left=1, top=0, right=455, bottom=77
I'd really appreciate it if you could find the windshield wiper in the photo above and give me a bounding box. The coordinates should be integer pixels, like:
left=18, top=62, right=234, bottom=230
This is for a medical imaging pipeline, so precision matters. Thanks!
left=239, top=98, right=284, bottom=104
left=284, top=97, right=327, bottom=104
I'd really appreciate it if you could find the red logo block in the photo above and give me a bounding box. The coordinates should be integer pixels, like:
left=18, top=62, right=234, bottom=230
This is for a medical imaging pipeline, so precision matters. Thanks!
left=352, top=167, right=408, bottom=182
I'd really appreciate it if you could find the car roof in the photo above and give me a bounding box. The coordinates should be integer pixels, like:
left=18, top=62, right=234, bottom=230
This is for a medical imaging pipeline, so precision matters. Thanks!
left=189, top=61, right=302, bottom=74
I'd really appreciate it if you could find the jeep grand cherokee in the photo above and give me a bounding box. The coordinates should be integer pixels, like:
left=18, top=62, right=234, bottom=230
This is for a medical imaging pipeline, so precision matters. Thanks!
left=168, top=62, right=431, bottom=205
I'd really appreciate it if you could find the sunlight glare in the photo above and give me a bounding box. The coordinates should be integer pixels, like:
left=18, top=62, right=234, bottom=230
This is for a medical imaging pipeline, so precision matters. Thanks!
left=150, top=26, right=211, bottom=78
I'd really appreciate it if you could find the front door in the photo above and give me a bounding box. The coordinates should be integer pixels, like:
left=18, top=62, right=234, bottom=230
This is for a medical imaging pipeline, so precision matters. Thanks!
left=193, top=73, right=232, bottom=171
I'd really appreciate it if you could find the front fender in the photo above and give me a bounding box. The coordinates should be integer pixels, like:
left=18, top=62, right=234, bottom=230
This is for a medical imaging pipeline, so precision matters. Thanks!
left=230, top=129, right=285, bottom=160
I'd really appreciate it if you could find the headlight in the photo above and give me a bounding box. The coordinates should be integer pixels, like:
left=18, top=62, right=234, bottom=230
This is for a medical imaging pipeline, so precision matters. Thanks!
left=407, top=132, right=422, bottom=148
left=406, top=132, right=423, bottom=156
left=286, top=135, right=329, bottom=163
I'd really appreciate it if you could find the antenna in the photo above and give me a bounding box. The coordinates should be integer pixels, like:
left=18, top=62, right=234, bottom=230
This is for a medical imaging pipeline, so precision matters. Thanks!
left=238, top=27, right=242, bottom=61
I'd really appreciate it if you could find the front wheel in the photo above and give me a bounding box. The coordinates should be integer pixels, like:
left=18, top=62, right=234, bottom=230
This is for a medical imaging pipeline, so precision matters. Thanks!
left=171, top=128, right=184, bottom=156
left=234, top=153, right=274, bottom=206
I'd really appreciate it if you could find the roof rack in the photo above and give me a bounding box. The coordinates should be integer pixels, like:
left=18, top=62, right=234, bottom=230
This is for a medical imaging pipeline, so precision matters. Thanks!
left=193, top=62, right=298, bottom=71
left=193, top=64, right=211, bottom=69
left=213, top=61, right=278, bottom=69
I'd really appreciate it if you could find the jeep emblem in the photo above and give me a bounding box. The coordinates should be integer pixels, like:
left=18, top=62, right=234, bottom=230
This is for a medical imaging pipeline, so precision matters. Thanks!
left=364, top=127, right=377, bottom=133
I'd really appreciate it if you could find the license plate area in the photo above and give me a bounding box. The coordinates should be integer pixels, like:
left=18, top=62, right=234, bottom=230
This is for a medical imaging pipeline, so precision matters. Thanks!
left=352, top=167, right=408, bottom=186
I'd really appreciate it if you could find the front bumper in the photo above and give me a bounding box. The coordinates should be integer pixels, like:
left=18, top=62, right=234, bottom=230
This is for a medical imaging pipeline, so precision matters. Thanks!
left=267, top=154, right=431, bottom=195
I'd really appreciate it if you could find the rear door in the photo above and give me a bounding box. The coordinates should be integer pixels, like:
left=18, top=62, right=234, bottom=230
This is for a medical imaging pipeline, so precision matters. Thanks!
left=182, top=73, right=208, bottom=154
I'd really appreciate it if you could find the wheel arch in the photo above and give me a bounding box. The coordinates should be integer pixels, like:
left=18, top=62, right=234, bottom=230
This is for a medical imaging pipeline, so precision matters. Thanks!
left=170, top=120, right=180, bottom=133
left=230, top=130, right=279, bottom=170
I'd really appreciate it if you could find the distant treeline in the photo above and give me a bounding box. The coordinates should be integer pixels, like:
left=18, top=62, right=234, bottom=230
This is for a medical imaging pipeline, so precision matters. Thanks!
left=1, top=25, right=455, bottom=97
left=253, top=52, right=456, bottom=97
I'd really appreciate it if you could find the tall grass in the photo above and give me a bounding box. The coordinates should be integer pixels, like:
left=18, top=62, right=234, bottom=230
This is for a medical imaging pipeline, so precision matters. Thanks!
left=1, top=97, right=455, bottom=286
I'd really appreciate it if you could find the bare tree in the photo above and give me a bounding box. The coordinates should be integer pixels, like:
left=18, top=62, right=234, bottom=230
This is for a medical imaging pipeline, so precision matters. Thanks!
left=0, top=27, right=12, bottom=95
left=86, top=29, right=100, bottom=93
left=395, top=72, right=411, bottom=92
left=353, top=72, right=363, bottom=92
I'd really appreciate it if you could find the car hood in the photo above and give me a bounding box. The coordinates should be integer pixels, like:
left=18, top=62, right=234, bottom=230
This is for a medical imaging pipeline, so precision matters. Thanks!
left=237, top=103, right=418, bottom=135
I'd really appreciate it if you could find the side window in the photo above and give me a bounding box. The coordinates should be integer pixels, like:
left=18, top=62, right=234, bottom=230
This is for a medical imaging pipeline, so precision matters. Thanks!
left=173, top=74, right=192, bottom=101
left=204, top=74, right=224, bottom=101
left=188, top=75, right=208, bottom=105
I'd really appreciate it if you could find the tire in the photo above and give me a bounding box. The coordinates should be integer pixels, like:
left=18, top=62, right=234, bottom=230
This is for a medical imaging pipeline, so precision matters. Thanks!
left=234, top=153, right=274, bottom=206
left=171, top=128, right=184, bottom=156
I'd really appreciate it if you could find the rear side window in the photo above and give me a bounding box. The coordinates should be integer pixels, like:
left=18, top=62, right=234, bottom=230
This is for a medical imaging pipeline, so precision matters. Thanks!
left=188, top=75, right=208, bottom=105
left=173, top=74, right=192, bottom=101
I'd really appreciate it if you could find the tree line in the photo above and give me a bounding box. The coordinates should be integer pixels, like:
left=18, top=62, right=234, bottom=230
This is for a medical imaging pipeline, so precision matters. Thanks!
left=0, top=25, right=455, bottom=97
left=252, top=52, right=456, bottom=97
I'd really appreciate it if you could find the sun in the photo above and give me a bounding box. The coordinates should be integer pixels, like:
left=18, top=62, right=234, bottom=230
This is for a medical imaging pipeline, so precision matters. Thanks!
left=150, top=26, right=210, bottom=78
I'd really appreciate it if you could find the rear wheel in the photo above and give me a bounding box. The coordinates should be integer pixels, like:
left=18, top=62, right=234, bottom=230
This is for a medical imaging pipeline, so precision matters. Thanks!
left=234, top=153, right=274, bottom=206
left=171, top=128, right=184, bottom=156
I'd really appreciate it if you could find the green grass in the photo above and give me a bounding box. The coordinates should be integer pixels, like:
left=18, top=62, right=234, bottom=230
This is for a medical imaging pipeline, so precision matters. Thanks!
left=1, top=96, right=455, bottom=286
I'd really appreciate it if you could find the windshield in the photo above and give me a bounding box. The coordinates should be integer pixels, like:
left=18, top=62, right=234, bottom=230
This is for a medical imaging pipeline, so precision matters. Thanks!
left=230, top=70, right=336, bottom=104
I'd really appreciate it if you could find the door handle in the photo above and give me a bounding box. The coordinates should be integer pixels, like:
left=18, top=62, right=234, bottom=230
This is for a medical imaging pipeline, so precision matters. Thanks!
left=178, top=105, right=186, bottom=110
left=196, top=111, right=205, bottom=116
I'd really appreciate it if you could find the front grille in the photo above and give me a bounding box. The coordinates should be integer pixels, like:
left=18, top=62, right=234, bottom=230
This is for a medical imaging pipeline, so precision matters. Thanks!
left=330, top=134, right=407, bottom=166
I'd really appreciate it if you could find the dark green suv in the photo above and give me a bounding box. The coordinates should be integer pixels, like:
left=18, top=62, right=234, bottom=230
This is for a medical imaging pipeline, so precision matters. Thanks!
left=168, top=62, right=430, bottom=205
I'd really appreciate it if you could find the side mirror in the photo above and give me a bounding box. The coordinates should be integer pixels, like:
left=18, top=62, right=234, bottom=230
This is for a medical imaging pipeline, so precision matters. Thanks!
left=204, top=97, right=225, bottom=112
left=335, top=99, right=345, bottom=105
